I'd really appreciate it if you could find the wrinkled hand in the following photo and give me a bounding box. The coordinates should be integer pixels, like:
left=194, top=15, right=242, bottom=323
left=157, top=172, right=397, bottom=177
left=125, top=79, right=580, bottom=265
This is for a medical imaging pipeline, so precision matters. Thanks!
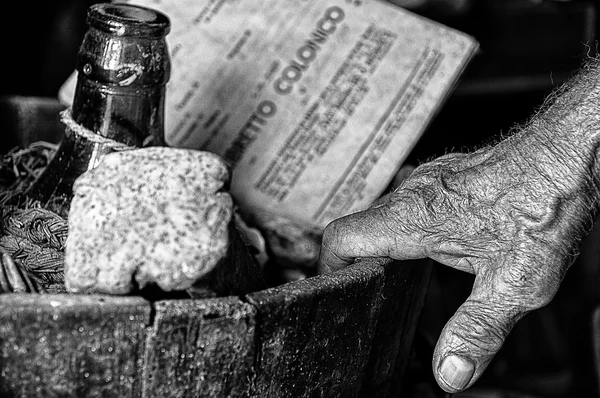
left=319, top=132, right=593, bottom=392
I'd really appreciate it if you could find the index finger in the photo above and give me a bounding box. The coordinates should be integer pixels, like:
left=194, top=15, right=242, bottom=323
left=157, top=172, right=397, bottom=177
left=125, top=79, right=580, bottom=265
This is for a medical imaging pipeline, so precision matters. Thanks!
left=317, top=204, right=425, bottom=273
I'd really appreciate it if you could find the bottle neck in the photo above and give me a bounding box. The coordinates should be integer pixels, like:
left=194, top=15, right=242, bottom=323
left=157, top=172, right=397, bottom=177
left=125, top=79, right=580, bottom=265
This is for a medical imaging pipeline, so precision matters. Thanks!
left=72, top=77, right=166, bottom=147
left=21, top=2, right=170, bottom=216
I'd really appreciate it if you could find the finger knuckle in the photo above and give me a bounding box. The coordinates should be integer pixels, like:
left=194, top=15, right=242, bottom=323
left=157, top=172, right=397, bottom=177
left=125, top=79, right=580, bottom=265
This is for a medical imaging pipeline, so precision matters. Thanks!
left=505, top=276, right=557, bottom=311
left=450, top=303, right=511, bottom=356
left=503, top=250, right=563, bottom=311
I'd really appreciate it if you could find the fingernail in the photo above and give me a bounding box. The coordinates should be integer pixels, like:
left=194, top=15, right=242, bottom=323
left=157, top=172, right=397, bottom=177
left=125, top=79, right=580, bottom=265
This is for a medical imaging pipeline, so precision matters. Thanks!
left=439, top=354, right=474, bottom=391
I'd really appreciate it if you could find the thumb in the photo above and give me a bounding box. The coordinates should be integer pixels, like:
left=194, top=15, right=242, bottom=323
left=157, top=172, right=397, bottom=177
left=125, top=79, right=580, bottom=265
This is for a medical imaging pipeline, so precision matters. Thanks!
left=432, top=278, right=524, bottom=393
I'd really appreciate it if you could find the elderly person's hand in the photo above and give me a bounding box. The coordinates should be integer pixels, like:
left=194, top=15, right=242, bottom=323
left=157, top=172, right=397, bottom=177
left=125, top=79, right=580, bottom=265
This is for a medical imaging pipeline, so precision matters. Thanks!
left=319, top=58, right=600, bottom=392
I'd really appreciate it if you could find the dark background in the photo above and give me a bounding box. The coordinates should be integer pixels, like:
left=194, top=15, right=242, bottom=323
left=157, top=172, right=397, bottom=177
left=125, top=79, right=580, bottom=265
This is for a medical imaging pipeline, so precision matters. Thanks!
left=1, top=0, right=600, bottom=397
left=403, top=1, right=600, bottom=397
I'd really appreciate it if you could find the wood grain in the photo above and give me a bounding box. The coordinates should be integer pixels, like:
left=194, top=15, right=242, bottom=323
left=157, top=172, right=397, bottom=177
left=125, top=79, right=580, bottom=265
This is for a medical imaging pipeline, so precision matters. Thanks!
left=0, top=294, right=151, bottom=397
left=0, top=260, right=431, bottom=397
left=142, top=297, right=256, bottom=398
left=246, top=262, right=386, bottom=398
left=360, top=258, right=433, bottom=397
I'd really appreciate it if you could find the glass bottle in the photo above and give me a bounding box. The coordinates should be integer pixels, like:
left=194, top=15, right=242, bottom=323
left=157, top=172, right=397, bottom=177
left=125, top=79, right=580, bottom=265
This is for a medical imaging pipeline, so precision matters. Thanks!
left=24, top=2, right=171, bottom=217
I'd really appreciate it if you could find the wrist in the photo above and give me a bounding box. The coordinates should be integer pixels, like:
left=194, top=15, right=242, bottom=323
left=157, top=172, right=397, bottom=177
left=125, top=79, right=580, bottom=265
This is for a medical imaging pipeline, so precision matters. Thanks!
left=509, top=57, right=600, bottom=216
left=503, top=117, right=600, bottom=253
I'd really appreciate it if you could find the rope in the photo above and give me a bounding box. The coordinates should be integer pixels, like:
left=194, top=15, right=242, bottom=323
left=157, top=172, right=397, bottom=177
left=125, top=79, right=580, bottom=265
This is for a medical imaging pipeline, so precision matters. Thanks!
left=60, top=108, right=134, bottom=152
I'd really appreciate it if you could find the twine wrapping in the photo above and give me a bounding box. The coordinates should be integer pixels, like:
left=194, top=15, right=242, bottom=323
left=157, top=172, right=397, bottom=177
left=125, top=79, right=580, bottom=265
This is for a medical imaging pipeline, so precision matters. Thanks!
left=60, top=108, right=135, bottom=152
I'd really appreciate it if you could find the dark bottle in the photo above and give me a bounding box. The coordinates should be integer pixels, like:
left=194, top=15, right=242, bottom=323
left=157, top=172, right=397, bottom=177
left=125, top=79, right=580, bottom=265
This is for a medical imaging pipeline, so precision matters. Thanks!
left=24, top=2, right=171, bottom=217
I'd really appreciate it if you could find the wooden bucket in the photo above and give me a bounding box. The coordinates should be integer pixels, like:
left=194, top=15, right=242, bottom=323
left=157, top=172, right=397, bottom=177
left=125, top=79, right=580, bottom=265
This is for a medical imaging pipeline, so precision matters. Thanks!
left=0, top=96, right=432, bottom=397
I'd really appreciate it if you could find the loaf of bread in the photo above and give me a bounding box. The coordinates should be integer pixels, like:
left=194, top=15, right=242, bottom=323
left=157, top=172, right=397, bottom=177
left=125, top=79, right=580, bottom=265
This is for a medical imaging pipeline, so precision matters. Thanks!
left=65, top=147, right=234, bottom=294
